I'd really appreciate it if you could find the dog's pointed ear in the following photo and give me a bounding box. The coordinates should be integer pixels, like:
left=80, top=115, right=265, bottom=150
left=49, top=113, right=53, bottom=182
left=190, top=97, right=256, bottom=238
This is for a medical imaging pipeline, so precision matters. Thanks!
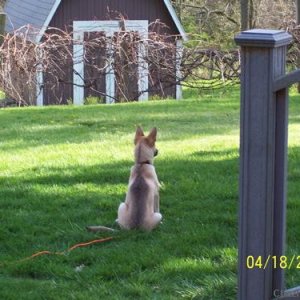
left=134, top=126, right=144, bottom=144
left=147, top=127, right=157, bottom=146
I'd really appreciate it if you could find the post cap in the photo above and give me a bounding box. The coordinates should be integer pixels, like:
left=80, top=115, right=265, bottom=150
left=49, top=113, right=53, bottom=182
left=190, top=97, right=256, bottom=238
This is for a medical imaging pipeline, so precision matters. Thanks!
left=235, top=29, right=292, bottom=48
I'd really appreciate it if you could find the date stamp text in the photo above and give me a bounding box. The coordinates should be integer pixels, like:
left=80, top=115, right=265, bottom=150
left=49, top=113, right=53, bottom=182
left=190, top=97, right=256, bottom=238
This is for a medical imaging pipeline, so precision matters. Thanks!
left=246, top=255, right=300, bottom=269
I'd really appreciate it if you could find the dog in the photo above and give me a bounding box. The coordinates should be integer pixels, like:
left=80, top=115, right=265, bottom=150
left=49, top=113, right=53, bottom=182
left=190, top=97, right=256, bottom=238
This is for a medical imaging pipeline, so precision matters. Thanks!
left=117, top=126, right=162, bottom=231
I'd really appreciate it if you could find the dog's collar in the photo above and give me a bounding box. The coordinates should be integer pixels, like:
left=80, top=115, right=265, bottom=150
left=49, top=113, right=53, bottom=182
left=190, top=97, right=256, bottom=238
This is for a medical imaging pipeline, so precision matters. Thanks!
left=137, top=160, right=152, bottom=165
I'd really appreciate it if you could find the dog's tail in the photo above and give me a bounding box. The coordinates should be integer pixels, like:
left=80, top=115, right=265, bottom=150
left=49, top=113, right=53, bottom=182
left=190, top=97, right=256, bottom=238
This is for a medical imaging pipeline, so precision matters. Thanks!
left=86, top=226, right=117, bottom=233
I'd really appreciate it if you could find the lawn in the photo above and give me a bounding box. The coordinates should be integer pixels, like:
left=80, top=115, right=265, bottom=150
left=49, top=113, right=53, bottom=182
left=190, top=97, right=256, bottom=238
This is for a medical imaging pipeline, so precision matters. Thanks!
left=0, top=87, right=299, bottom=299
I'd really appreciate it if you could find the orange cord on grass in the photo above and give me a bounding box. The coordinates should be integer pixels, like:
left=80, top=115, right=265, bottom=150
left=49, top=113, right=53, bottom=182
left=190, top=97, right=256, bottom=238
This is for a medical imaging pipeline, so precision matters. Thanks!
left=1, top=236, right=113, bottom=266
left=67, top=237, right=113, bottom=252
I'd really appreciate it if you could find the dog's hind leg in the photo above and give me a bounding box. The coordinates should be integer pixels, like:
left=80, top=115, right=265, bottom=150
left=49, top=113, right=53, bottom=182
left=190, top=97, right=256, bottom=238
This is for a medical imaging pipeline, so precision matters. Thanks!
left=148, top=212, right=162, bottom=230
left=117, top=202, right=129, bottom=229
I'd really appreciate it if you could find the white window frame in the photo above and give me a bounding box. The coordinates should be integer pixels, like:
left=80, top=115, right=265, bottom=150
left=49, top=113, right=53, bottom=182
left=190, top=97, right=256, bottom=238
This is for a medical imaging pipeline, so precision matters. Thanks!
left=36, top=47, right=44, bottom=106
left=175, top=39, right=183, bottom=100
left=73, top=20, right=149, bottom=104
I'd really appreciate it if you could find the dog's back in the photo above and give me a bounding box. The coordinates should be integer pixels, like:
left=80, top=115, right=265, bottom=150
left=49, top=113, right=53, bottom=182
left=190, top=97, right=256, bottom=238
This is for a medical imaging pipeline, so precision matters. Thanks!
left=117, top=127, right=162, bottom=231
left=127, top=170, right=149, bottom=228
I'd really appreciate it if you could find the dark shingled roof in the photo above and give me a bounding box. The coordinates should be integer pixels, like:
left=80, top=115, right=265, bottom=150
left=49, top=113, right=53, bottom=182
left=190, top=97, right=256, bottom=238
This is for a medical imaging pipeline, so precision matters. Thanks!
left=5, top=0, right=56, bottom=31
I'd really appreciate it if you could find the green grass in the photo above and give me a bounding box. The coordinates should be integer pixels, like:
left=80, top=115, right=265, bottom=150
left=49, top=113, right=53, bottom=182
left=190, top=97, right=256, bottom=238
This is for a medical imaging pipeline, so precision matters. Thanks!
left=0, top=86, right=299, bottom=299
left=286, top=89, right=300, bottom=290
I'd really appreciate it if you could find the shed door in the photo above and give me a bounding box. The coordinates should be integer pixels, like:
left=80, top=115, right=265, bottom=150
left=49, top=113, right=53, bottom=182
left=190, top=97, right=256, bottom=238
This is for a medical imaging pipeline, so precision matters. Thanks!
left=84, top=31, right=106, bottom=103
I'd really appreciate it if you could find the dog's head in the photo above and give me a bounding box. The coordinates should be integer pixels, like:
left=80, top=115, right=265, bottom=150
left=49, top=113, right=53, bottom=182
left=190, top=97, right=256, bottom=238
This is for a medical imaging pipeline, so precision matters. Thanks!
left=134, top=126, right=158, bottom=164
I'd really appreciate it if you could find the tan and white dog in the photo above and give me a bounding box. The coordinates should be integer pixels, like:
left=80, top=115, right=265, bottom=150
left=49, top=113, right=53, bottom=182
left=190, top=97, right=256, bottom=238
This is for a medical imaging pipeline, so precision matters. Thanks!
left=117, top=127, right=162, bottom=231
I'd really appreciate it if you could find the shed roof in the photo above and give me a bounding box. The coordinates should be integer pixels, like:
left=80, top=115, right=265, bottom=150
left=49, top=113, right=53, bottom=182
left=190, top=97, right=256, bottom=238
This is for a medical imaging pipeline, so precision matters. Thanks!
left=4, top=0, right=187, bottom=42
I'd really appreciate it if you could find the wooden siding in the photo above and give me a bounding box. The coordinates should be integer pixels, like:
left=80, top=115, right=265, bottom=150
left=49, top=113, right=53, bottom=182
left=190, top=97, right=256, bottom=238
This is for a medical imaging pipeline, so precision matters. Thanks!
left=49, top=0, right=179, bottom=34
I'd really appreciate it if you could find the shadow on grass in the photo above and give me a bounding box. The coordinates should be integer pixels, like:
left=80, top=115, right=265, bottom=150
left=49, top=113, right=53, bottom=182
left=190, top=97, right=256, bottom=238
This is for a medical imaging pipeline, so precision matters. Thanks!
left=0, top=147, right=239, bottom=231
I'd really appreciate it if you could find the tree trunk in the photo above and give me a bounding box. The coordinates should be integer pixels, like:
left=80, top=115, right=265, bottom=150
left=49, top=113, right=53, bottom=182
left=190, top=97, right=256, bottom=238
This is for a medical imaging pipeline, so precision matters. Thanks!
left=0, top=13, right=6, bottom=45
left=297, top=0, right=300, bottom=93
left=241, top=0, right=249, bottom=30
left=249, top=0, right=255, bottom=29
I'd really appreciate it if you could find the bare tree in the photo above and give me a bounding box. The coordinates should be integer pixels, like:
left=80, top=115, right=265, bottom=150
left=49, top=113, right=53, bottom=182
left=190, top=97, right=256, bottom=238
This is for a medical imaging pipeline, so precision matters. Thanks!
left=0, top=23, right=242, bottom=106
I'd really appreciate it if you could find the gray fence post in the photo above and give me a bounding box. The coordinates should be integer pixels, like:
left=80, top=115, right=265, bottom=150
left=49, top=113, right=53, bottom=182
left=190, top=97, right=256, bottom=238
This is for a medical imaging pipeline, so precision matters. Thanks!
left=235, top=30, right=292, bottom=300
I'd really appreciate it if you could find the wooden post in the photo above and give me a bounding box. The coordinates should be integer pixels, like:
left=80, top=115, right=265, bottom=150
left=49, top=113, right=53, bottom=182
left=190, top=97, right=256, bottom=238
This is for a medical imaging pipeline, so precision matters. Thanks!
left=137, top=38, right=149, bottom=101
left=176, top=39, right=183, bottom=100
left=36, top=48, right=44, bottom=106
left=73, top=30, right=84, bottom=105
left=105, top=37, right=115, bottom=104
left=235, top=29, right=292, bottom=300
